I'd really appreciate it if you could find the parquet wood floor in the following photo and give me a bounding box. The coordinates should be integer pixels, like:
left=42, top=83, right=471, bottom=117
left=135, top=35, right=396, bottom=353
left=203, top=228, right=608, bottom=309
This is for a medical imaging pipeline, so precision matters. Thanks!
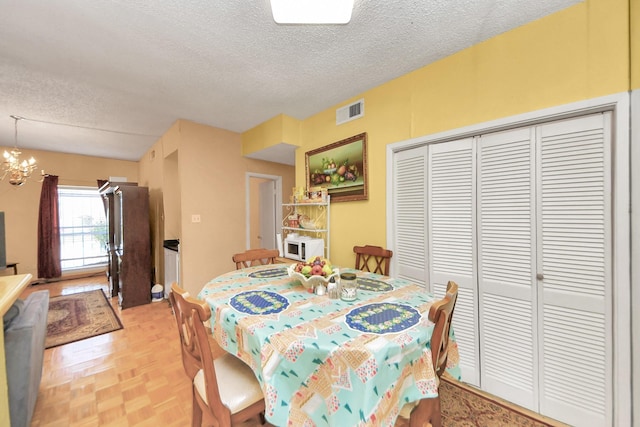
left=21, top=275, right=200, bottom=427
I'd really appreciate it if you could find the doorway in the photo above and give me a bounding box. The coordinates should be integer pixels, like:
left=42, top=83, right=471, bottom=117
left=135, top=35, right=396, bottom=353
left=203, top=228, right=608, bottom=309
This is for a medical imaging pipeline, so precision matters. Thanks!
left=245, top=173, right=283, bottom=251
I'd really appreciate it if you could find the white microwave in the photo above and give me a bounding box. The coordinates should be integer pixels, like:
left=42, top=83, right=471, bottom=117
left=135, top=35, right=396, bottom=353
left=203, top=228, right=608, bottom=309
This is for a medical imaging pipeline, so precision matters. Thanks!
left=284, top=236, right=324, bottom=262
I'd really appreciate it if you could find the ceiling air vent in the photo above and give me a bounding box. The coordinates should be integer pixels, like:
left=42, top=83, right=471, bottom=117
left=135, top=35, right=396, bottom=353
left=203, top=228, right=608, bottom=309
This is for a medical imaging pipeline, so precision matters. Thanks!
left=336, top=99, right=364, bottom=125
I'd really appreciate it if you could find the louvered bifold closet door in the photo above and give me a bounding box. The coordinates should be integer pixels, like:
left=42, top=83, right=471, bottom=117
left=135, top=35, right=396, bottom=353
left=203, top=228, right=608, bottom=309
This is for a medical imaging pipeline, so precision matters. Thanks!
left=428, top=138, right=479, bottom=385
left=477, top=127, right=538, bottom=410
left=392, top=146, right=429, bottom=285
left=536, top=113, right=612, bottom=427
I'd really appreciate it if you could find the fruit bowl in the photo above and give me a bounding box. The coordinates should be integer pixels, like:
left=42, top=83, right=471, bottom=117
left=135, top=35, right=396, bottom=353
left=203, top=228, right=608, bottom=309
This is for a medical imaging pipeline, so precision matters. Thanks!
left=299, top=215, right=317, bottom=230
left=287, top=264, right=338, bottom=290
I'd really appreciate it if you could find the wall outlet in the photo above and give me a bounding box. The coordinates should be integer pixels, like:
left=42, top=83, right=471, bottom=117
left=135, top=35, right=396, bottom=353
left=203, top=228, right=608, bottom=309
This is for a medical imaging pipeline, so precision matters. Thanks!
left=191, top=214, right=201, bottom=223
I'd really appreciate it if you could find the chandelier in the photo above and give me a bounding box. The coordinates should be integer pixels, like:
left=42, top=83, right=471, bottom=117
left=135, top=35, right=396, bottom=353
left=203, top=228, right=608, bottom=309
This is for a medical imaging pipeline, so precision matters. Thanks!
left=2, top=115, right=38, bottom=186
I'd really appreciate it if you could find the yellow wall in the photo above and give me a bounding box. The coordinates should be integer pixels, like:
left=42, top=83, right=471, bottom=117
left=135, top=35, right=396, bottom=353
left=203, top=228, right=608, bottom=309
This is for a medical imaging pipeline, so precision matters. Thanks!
left=632, top=0, right=640, bottom=90
left=138, top=120, right=295, bottom=296
left=276, top=0, right=631, bottom=268
left=0, top=148, right=138, bottom=280
left=242, top=113, right=301, bottom=155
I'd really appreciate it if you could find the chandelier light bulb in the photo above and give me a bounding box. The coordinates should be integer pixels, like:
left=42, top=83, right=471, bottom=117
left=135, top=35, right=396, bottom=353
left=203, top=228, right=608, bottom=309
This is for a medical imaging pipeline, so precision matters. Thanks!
left=2, top=115, right=39, bottom=186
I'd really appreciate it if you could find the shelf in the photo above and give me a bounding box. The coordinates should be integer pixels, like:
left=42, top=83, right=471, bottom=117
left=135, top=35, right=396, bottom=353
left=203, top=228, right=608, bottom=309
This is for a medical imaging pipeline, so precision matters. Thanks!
left=283, top=202, right=328, bottom=207
left=282, top=226, right=328, bottom=232
left=281, top=196, right=330, bottom=259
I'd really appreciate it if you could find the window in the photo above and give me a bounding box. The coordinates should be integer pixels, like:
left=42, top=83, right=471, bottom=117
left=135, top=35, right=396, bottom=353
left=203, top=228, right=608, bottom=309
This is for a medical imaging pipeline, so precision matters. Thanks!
left=58, top=186, right=108, bottom=270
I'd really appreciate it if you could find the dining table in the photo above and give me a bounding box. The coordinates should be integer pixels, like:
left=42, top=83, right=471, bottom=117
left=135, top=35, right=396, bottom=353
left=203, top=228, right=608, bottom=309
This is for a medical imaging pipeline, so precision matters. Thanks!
left=197, top=264, right=461, bottom=427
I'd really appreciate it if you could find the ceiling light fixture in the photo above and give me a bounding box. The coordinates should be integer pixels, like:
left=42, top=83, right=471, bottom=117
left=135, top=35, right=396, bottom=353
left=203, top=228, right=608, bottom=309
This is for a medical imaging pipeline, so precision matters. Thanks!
left=2, top=115, right=38, bottom=186
left=270, top=0, right=354, bottom=24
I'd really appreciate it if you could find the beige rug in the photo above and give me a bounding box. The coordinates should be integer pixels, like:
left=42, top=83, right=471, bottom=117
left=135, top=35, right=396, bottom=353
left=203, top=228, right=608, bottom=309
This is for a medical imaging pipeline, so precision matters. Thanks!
left=438, top=375, right=569, bottom=427
left=46, top=289, right=123, bottom=348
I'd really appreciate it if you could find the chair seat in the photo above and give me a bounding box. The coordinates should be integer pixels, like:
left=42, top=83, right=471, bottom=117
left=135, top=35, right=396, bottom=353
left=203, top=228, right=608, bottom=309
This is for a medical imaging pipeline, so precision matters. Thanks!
left=194, top=353, right=264, bottom=414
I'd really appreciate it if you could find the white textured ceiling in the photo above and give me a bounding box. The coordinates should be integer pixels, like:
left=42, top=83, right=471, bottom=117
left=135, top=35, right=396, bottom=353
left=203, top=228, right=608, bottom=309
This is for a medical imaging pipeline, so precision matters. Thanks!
left=0, top=0, right=581, bottom=163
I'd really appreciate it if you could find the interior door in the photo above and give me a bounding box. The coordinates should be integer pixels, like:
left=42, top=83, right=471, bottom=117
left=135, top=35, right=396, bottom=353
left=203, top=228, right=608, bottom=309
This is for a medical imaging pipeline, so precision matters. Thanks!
left=477, top=127, right=538, bottom=410
left=536, top=113, right=611, bottom=426
left=258, top=179, right=276, bottom=250
left=392, top=146, right=428, bottom=285
left=427, top=137, right=479, bottom=386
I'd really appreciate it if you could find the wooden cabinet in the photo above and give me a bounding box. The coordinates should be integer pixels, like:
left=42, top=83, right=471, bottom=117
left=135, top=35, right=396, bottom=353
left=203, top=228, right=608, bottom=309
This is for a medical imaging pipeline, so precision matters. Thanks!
left=114, top=185, right=151, bottom=309
left=99, top=181, right=151, bottom=308
left=99, top=181, right=137, bottom=297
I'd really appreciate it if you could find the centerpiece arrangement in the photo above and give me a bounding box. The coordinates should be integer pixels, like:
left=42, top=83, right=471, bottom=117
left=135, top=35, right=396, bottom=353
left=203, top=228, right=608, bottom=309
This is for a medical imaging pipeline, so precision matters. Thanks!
left=287, top=256, right=338, bottom=290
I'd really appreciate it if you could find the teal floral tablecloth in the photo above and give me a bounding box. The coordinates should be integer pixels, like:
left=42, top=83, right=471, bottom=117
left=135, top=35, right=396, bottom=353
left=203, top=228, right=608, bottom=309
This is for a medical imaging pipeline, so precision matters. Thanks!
left=198, top=265, right=461, bottom=427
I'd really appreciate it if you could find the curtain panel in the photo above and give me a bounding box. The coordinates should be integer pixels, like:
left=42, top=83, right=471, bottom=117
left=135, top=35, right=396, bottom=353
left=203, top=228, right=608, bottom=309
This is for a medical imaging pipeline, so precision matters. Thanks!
left=37, top=174, right=61, bottom=279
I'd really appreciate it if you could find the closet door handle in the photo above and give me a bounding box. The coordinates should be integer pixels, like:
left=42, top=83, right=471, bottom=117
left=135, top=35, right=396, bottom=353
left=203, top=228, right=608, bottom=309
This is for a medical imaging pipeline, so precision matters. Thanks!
left=536, top=273, right=544, bottom=280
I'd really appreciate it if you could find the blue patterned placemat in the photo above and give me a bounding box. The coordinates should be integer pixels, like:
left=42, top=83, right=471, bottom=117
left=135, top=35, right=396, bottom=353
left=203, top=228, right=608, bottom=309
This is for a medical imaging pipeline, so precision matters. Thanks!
left=248, top=267, right=288, bottom=279
left=357, top=277, right=394, bottom=292
left=345, top=303, right=421, bottom=334
left=230, top=290, right=290, bottom=315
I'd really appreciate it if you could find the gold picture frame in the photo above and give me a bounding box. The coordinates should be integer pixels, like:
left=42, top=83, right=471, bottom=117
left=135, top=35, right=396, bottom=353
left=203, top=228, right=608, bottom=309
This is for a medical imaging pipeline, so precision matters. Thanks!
left=305, top=133, right=368, bottom=202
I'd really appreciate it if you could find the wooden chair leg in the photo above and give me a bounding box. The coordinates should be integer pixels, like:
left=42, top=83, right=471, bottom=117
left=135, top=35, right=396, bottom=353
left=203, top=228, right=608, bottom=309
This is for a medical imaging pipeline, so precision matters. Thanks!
left=409, top=397, right=440, bottom=427
left=192, top=388, right=203, bottom=427
left=430, top=397, right=442, bottom=427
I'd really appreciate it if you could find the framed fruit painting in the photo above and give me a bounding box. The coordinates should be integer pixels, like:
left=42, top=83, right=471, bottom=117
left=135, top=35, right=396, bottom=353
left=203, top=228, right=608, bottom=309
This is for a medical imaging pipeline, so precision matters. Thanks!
left=305, top=132, right=368, bottom=202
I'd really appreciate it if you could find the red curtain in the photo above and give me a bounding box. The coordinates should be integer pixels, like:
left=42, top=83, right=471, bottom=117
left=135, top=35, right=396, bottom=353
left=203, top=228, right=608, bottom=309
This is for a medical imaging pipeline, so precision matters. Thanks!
left=37, top=175, right=61, bottom=279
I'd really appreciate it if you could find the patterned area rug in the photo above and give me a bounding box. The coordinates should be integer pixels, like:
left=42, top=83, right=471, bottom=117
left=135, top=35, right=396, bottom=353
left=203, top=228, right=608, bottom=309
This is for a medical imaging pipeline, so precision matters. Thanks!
left=46, top=289, right=123, bottom=349
left=439, top=375, right=568, bottom=427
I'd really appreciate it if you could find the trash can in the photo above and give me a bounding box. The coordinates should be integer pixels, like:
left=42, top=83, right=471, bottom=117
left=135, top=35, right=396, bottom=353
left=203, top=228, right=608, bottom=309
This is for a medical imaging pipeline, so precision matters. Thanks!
left=151, top=284, right=164, bottom=302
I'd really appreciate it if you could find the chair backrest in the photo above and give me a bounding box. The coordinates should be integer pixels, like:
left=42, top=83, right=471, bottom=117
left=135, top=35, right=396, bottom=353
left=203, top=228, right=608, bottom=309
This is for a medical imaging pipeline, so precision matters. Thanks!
left=428, top=281, right=459, bottom=378
left=353, top=245, right=393, bottom=275
left=169, top=283, right=229, bottom=418
left=232, top=248, right=279, bottom=269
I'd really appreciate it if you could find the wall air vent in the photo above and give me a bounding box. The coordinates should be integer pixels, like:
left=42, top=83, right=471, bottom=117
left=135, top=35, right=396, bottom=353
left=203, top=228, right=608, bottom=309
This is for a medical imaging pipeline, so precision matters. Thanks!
left=336, top=99, right=364, bottom=125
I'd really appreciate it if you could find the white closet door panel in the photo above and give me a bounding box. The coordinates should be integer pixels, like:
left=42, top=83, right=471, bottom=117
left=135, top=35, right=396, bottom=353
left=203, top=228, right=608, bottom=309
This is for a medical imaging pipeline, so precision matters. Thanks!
left=540, top=305, right=607, bottom=427
left=428, top=138, right=479, bottom=385
left=393, top=146, right=428, bottom=285
left=477, top=127, right=537, bottom=410
left=537, top=113, right=611, bottom=427
left=480, top=294, right=535, bottom=406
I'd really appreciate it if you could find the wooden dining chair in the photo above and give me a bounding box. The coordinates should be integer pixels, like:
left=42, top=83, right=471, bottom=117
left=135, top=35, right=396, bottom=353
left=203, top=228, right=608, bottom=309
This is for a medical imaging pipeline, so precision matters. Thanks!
left=169, top=283, right=266, bottom=427
left=232, top=248, right=280, bottom=269
left=399, top=280, right=459, bottom=427
left=353, top=245, right=393, bottom=275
